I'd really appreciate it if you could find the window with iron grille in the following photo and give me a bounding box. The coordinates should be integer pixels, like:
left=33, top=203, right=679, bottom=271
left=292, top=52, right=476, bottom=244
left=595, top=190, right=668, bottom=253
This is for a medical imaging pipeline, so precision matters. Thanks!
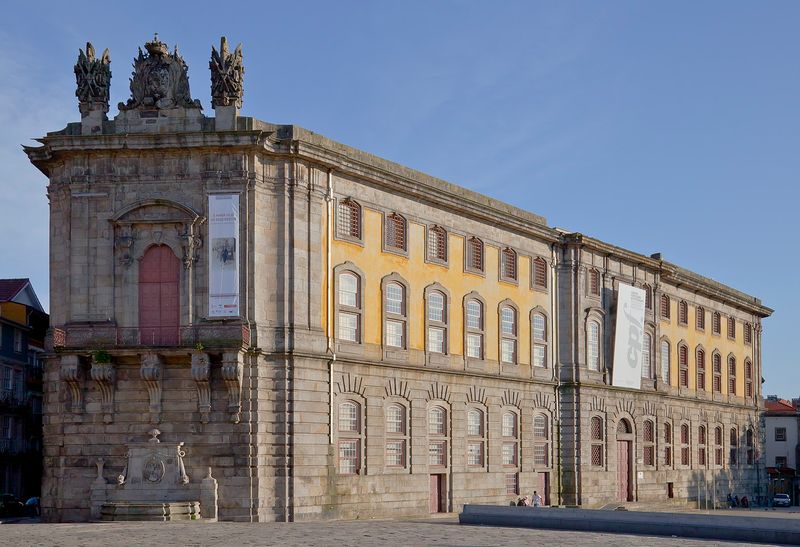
left=678, top=344, right=689, bottom=388
left=727, top=316, right=736, bottom=340
left=534, top=414, right=549, bottom=467
left=465, top=298, right=484, bottom=360
left=715, top=426, right=723, bottom=467
left=661, top=340, right=670, bottom=384
left=428, top=406, right=448, bottom=468
left=696, top=348, right=706, bottom=391
left=338, top=271, right=361, bottom=343
left=699, top=425, right=707, bottom=467
left=466, top=237, right=484, bottom=272
left=696, top=306, right=705, bottom=330
left=338, top=440, right=359, bottom=475
left=642, top=333, right=652, bottom=378
left=384, top=281, right=406, bottom=349
left=678, top=301, right=688, bottom=325
left=643, top=420, right=655, bottom=466
left=466, top=408, right=485, bottom=467
left=501, top=248, right=517, bottom=281
left=385, top=403, right=408, bottom=468
left=588, top=269, right=600, bottom=296
left=532, top=257, right=547, bottom=288
left=713, top=353, right=722, bottom=393
left=427, top=225, right=447, bottom=263
left=643, top=284, right=652, bottom=310
left=336, top=199, right=361, bottom=240
left=590, top=416, right=604, bottom=467
left=729, top=428, right=738, bottom=466
left=660, top=294, right=670, bottom=319
left=587, top=321, right=601, bottom=371
left=505, top=472, right=519, bottom=495
left=427, top=290, right=447, bottom=355
left=338, top=401, right=361, bottom=474
left=500, top=305, right=517, bottom=364
left=712, top=312, right=721, bottom=334
left=746, top=428, right=754, bottom=465
left=664, top=422, right=673, bottom=466
left=744, top=323, right=752, bottom=345
left=429, top=441, right=447, bottom=467
left=502, top=412, right=519, bottom=466
left=728, top=356, right=737, bottom=395
left=745, top=360, right=753, bottom=398
left=680, top=424, right=690, bottom=466
left=385, top=213, right=407, bottom=252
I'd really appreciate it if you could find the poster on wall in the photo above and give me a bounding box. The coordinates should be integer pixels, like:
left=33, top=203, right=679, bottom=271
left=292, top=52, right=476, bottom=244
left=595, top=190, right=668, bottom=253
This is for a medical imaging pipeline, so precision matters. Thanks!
left=611, top=283, right=646, bottom=389
left=208, top=194, right=240, bottom=317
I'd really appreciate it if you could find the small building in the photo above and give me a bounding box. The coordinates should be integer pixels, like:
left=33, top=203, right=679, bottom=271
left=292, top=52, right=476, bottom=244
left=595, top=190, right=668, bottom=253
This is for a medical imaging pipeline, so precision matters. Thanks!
left=764, top=396, right=799, bottom=504
left=0, top=279, right=46, bottom=500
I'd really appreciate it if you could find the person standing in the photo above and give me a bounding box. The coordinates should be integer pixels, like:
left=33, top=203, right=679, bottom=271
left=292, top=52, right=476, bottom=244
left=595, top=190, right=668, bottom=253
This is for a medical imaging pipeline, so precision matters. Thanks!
left=532, top=491, right=542, bottom=507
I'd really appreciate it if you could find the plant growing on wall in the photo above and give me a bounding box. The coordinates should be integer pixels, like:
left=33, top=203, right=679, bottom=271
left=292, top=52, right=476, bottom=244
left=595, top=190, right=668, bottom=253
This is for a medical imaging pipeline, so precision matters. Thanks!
left=92, top=349, right=112, bottom=363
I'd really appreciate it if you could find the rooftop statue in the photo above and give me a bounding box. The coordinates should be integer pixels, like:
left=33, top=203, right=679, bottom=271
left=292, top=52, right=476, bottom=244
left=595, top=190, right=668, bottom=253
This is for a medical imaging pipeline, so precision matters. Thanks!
left=119, top=34, right=201, bottom=111
left=74, top=42, right=111, bottom=115
left=210, top=36, right=244, bottom=109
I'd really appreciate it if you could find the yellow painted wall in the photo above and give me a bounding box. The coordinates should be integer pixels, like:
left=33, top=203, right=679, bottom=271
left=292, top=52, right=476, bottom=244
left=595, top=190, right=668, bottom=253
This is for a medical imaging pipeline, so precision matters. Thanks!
left=0, top=302, right=27, bottom=325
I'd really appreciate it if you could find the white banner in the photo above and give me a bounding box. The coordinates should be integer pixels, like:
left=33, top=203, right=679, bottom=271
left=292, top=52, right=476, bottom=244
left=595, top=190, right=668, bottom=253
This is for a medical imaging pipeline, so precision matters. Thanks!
left=612, top=284, right=646, bottom=389
left=208, top=194, right=240, bottom=317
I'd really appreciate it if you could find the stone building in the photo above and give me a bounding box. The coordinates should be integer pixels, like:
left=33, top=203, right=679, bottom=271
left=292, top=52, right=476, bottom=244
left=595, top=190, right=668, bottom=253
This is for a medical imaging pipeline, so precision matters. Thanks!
left=24, top=36, right=772, bottom=522
left=763, top=396, right=799, bottom=503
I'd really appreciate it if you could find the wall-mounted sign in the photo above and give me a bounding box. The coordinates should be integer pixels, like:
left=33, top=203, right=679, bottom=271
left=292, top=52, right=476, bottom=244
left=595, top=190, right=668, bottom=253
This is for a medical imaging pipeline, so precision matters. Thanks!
left=208, top=194, right=239, bottom=317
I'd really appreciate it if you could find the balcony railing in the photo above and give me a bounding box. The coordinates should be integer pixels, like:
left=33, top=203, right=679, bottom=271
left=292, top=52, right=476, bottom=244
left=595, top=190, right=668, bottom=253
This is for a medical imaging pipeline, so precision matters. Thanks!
left=48, top=323, right=251, bottom=350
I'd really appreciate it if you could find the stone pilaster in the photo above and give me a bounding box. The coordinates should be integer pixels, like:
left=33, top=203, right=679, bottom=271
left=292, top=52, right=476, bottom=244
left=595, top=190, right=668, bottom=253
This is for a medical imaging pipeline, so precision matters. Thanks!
left=90, top=359, right=116, bottom=423
left=190, top=352, right=211, bottom=424
left=140, top=353, right=164, bottom=423
left=221, top=351, right=243, bottom=423
left=59, top=354, right=83, bottom=414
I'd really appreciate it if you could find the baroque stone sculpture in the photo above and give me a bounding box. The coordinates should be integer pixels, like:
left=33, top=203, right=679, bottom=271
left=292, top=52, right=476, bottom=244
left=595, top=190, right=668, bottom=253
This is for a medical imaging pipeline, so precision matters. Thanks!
left=74, top=42, right=111, bottom=115
left=210, top=36, right=244, bottom=108
left=119, top=34, right=201, bottom=111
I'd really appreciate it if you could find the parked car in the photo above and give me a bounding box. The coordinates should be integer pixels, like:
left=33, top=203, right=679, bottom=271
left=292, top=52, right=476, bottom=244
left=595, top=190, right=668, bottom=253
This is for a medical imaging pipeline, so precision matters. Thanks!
left=0, top=494, right=24, bottom=517
left=773, top=493, right=791, bottom=507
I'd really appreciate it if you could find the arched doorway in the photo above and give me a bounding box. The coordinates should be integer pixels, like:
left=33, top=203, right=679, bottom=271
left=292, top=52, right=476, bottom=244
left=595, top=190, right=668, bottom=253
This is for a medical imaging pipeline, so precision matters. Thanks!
left=616, top=419, right=634, bottom=502
left=139, top=245, right=180, bottom=345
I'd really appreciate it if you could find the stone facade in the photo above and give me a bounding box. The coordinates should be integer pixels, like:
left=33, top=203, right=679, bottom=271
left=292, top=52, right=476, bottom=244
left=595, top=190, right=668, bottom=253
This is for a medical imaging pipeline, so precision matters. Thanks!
left=24, top=37, right=772, bottom=522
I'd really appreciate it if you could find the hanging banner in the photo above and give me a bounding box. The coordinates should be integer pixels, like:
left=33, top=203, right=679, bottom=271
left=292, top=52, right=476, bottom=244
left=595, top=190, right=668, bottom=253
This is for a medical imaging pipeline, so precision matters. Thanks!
left=208, top=194, right=240, bottom=317
left=612, top=283, right=646, bottom=389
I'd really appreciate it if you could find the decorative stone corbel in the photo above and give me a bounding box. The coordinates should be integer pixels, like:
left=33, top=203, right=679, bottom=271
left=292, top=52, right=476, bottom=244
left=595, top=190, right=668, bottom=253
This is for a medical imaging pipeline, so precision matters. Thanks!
left=221, top=351, right=243, bottom=423
left=140, top=353, right=164, bottom=423
left=190, top=352, right=211, bottom=423
left=90, top=357, right=116, bottom=423
left=60, top=354, right=83, bottom=413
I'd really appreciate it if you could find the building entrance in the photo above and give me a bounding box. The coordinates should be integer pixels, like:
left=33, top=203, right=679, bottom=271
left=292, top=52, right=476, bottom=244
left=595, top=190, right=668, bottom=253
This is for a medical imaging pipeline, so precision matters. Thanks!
left=139, top=245, right=180, bottom=345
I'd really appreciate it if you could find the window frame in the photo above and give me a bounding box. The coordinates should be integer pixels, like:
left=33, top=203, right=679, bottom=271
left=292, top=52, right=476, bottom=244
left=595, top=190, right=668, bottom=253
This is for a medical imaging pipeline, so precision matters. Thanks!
left=426, top=224, right=448, bottom=265
left=663, top=421, right=673, bottom=467
left=383, top=211, right=408, bottom=255
left=590, top=415, right=605, bottom=468
left=465, top=236, right=485, bottom=275
left=727, top=316, right=736, bottom=340
left=712, top=351, right=722, bottom=393
left=678, top=301, right=688, bottom=326
left=696, top=346, right=706, bottom=391
left=678, top=343, right=689, bottom=388
left=531, top=308, right=549, bottom=369
left=334, top=263, right=365, bottom=346
left=501, top=410, right=520, bottom=468
left=335, top=197, right=363, bottom=243
left=680, top=423, right=691, bottom=467
left=744, top=322, right=753, bottom=345
left=424, top=284, right=450, bottom=358
left=385, top=401, right=409, bottom=470
left=660, top=294, right=671, bottom=320
left=466, top=407, right=487, bottom=468
left=643, top=284, right=652, bottom=311
left=382, top=274, right=409, bottom=353
left=642, top=331, right=653, bottom=379
left=698, top=425, right=707, bottom=467
left=643, top=419, right=656, bottom=467
left=712, top=312, right=721, bottom=335
left=728, top=355, right=737, bottom=396
left=499, top=301, right=519, bottom=365
left=463, top=293, right=486, bottom=362
left=531, top=256, right=548, bottom=290
left=660, top=338, right=671, bottom=385
left=499, top=247, right=518, bottom=284
left=428, top=404, right=449, bottom=469
left=533, top=413, right=551, bottom=468
left=745, top=359, right=753, bottom=399
left=587, top=268, right=601, bottom=297
left=587, top=318, right=602, bottom=372
left=729, top=427, right=738, bottom=466
left=337, top=399, right=364, bottom=475
left=696, top=306, right=705, bottom=331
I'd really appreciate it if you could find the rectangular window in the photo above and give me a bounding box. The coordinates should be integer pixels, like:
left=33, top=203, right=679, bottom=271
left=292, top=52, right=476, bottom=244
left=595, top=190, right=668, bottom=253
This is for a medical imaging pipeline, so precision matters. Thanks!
left=466, top=334, right=483, bottom=359
left=533, top=345, right=546, bottom=368
left=644, top=446, right=655, bottom=466
left=2, top=368, right=11, bottom=391
left=502, top=443, right=517, bottom=466
left=386, top=320, right=404, bottom=348
left=591, top=444, right=603, bottom=467
left=13, top=331, right=22, bottom=353
left=501, top=339, right=516, bottom=364
left=1, top=416, right=10, bottom=439
left=338, top=312, right=358, bottom=342
left=728, top=316, right=736, bottom=339
left=428, top=327, right=445, bottom=354
left=429, top=441, right=447, bottom=467
left=467, top=442, right=484, bottom=466
left=681, top=446, right=690, bottom=466
left=776, top=428, right=787, bottom=442
left=776, top=456, right=788, bottom=468
left=505, top=472, right=519, bottom=495
left=534, top=444, right=548, bottom=466
left=385, top=441, right=405, bottom=467
left=699, top=447, right=706, bottom=466
left=338, top=440, right=359, bottom=475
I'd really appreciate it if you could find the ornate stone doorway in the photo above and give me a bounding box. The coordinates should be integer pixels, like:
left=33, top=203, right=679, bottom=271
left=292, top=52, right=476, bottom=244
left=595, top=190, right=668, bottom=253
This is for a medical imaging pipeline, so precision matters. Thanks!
left=139, top=245, right=180, bottom=345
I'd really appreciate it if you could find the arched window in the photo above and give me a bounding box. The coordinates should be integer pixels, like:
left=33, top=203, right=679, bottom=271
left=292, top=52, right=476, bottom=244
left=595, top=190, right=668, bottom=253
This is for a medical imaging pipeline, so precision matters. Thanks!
left=502, top=412, right=519, bottom=467
left=338, top=401, right=361, bottom=474
left=680, top=423, right=690, bottom=466
left=664, top=422, right=673, bottom=467
left=336, top=199, right=361, bottom=240
left=643, top=420, right=655, bottom=466
left=590, top=416, right=604, bottom=467
left=745, top=359, right=753, bottom=398
left=587, top=320, right=601, bottom=371
left=696, top=348, right=706, bottom=391
left=385, top=403, right=408, bottom=468
left=712, top=352, right=722, bottom=393
left=532, top=257, right=547, bottom=289
left=338, top=271, right=361, bottom=343
left=728, top=356, right=737, bottom=396
left=712, top=312, right=721, bottom=335
left=465, top=298, right=484, bottom=359
left=699, top=425, right=707, bottom=467
left=727, top=316, right=736, bottom=340
left=643, top=284, right=652, bottom=310
left=696, top=306, right=706, bottom=330
left=714, top=426, right=723, bottom=467
left=642, top=333, right=652, bottom=379
left=532, top=312, right=547, bottom=368
left=660, top=294, right=671, bottom=320
left=427, top=225, right=447, bottom=262
left=500, top=305, right=517, bottom=364
left=661, top=340, right=671, bottom=384
left=729, top=427, right=738, bottom=466
left=746, top=428, right=754, bottom=465
left=384, top=281, right=406, bottom=349
left=428, top=406, right=448, bottom=468
left=501, top=248, right=518, bottom=282
left=466, top=236, right=484, bottom=272
left=533, top=414, right=550, bottom=467
left=588, top=269, right=601, bottom=296
left=678, top=301, right=688, bottom=325
left=678, top=344, right=689, bottom=387
left=385, top=212, right=407, bottom=252
left=744, top=323, right=753, bottom=345
left=466, top=408, right=485, bottom=467
left=427, top=290, right=447, bottom=354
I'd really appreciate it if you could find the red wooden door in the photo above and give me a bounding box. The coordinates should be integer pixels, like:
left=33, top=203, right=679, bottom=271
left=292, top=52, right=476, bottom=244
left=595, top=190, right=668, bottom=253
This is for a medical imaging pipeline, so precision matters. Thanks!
left=139, top=245, right=180, bottom=345
left=617, top=440, right=630, bottom=502
left=538, top=472, right=550, bottom=506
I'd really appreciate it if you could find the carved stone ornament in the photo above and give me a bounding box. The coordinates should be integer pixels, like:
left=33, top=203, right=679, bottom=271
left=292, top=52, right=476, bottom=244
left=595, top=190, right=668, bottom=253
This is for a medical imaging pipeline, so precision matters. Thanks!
left=210, top=36, right=244, bottom=108
left=90, top=358, right=116, bottom=423
left=140, top=353, right=164, bottom=423
left=119, top=34, right=202, bottom=111
left=75, top=42, right=111, bottom=114
left=221, top=351, right=243, bottom=423
left=190, top=352, right=211, bottom=424
left=60, top=354, right=83, bottom=413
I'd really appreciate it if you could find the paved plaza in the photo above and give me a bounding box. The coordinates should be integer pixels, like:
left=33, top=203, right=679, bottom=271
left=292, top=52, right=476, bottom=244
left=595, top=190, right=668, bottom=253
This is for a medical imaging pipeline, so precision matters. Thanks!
left=0, top=515, right=792, bottom=546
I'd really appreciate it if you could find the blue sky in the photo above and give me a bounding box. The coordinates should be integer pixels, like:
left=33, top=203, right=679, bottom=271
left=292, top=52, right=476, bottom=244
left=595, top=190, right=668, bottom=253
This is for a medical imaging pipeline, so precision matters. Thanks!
left=1, top=1, right=797, bottom=396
